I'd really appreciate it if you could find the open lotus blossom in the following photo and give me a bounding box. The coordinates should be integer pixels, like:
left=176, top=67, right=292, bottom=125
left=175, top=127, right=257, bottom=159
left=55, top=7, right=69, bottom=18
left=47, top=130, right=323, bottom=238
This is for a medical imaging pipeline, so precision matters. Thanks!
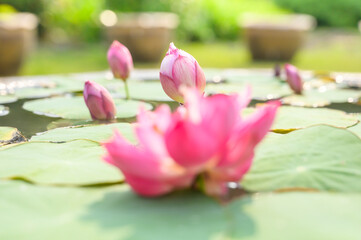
left=284, top=63, right=303, bottom=94
left=159, top=43, right=206, bottom=103
left=103, top=88, right=279, bottom=197
left=83, top=80, right=116, bottom=120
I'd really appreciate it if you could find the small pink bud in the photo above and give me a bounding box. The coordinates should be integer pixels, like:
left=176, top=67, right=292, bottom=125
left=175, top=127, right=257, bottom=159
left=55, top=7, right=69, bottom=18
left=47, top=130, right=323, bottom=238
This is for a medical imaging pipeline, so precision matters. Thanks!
left=83, top=80, right=117, bottom=120
left=284, top=63, right=303, bottom=94
left=274, top=63, right=281, bottom=78
left=159, top=43, right=206, bottom=103
left=107, top=41, right=133, bottom=81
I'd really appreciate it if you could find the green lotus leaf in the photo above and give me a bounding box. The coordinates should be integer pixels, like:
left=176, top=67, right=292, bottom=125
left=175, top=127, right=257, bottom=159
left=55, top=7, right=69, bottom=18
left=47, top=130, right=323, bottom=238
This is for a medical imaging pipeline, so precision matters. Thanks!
left=0, top=140, right=122, bottom=185
left=0, top=181, right=360, bottom=240
left=128, top=81, right=172, bottom=102
left=31, top=123, right=136, bottom=143
left=206, top=81, right=292, bottom=100
left=243, top=106, right=358, bottom=133
left=23, top=96, right=152, bottom=120
left=0, top=95, right=17, bottom=104
left=348, top=114, right=361, bottom=139
left=0, top=127, right=26, bottom=146
left=282, top=88, right=361, bottom=107
left=242, top=125, right=361, bottom=192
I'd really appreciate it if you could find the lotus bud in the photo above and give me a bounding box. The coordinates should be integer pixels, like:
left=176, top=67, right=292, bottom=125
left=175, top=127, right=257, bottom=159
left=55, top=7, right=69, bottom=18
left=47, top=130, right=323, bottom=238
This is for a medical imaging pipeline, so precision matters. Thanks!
left=274, top=63, right=281, bottom=78
left=159, top=43, right=206, bottom=103
left=107, top=40, right=133, bottom=81
left=285, top=63, right=303, bottom=94
left=83, top=80, right=116, bottom=120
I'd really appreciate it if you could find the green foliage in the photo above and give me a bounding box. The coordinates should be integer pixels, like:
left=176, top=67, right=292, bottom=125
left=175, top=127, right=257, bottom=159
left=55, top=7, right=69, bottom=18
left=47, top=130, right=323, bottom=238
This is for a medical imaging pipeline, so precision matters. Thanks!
left=105, top=0, right=287, bottom=41
left=0, top=0, right=44, bottom=15
left=274, top=0, right=361, bottom=27
left=42, top=0, right=104, bottom=42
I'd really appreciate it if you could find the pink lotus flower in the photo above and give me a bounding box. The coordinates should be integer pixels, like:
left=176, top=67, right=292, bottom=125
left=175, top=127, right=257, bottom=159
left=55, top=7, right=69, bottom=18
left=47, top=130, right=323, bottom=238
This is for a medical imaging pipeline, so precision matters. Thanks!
left=107, top=41, right=133, bottom=81
left=83, top=80, right=116, bottom=120
left=285, top=63, right=303, bottom=94
left=159, top=43, right=206, bottom=103
left=103, top=88, right=279, bottom=197
left=103, top=105, right=196, bottom=197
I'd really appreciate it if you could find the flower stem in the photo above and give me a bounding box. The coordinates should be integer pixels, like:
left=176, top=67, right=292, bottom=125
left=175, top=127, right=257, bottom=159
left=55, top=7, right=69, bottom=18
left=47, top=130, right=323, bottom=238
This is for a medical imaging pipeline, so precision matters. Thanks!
left=124, top=81, right=130, bottom=100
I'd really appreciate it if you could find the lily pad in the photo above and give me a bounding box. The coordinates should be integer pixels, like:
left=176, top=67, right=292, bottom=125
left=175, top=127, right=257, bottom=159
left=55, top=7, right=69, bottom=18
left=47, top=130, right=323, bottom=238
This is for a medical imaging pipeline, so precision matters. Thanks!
left=282, top=88, right=361, bottom=107
left=14, top=87, right=65, bottom=99
left=282, top=94, right=330, bottom=107
left=0, top=95, right=17, bottom=104
left=23, top=96, right=152, bottom=120
left=206, top=81, right=292, bottom=100
left=226, top=74, right=278, bottom=84
left=0, top=127, right=26, bottom=146
left=0, top=140, right=122, bottom=185
left=128, top=81, right=172, bottom=102
left=242, top=125, right=361, bottom=192
left=1, top=181, right=361, bottom=240
left=348, top=114, right=361, bottom=139
left=244, top=106, right=358, bottom=133
left=31, top=123, right=136, bottom=143
left=0, top=105, right=8, bottom=116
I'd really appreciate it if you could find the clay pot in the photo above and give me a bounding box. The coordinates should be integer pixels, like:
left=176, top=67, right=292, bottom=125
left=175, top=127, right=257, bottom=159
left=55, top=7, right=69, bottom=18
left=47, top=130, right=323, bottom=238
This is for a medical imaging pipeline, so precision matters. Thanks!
left=240, top=14, right=316, bottom=61
left=0, top=13, right=38, bottom=76
left=102, top=12, right=179, bottom=62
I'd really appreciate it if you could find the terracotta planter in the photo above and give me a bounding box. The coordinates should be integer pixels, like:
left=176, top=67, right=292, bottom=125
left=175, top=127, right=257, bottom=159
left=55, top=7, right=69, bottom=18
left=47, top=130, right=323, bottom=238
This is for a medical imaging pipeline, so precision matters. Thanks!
left=240, top=14, right=316, bottom=61
left=102, top=12, right=179, bottom=62
left=0, top=13, right=38, bottom=76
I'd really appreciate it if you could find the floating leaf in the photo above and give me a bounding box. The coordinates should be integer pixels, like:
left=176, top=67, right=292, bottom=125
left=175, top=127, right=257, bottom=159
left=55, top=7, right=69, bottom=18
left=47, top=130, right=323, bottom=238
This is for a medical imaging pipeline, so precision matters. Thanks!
left=242, top=125, right=361, bottom=192
left=31, top=123, right=135, bottom=143
left=348, top=114, right=361, bottom=139
left=0, top=140, right=122, bottom=185
left=128, top=81, right=172, bottom=102
left=243, top=106, right=358, bottom=133
left=0, top=105, right=8, bottom=116
left=0, top=181, right=360, bottom=240
left=206, top=81, right=292, bottom=100
left=0, top=95, right=17, bottom=104
left=23, top=96, right=152, bottom=120
left=0, top=127, right=26, bottom=146
left=282, top=88, right=361, bottom=107
left=14, top=87, right=65, bottom=99
left=282, top=94, right=330, bottom=107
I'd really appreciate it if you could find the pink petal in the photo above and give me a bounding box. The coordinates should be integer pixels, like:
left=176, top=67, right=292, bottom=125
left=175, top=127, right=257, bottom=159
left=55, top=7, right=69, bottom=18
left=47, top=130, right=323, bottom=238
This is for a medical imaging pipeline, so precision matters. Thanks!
left=85, top=95, right=107, bottom=120
left=194, top=61, right=206, bottom=93
left=107, top=41, right=133, bottom=80
left=159, top=73, right=184, bottom=103
left=165, top=119, right=218, bottom=169
left=285, top=63, right=303, bottom=94
left=103, top=131, right=162, bottom=179
left=241, top=101, right=280, bottom=144
left=172, top=55, right=197, bottom=87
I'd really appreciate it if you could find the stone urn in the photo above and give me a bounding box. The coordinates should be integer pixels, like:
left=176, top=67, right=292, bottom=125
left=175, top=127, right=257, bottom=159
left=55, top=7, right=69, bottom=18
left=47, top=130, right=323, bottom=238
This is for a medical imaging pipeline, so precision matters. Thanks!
left=239, top=14, right=316, bottom=61
left=0, top=13, right=38, bottom=76
left=102, top=12, right=179, bottom=62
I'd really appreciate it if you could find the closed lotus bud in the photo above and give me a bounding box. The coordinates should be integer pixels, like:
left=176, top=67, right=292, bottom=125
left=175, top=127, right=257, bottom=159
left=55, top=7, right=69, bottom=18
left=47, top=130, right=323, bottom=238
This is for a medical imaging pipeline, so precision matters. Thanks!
left=159, top=43, right=206, bottom=103
left=274, top=63, right=281, bottom=78
left=285, top=63, right=303, bottom=94
left=83, top=80, right=116, bottom=120
left=107, top=41, right=133, bottom=81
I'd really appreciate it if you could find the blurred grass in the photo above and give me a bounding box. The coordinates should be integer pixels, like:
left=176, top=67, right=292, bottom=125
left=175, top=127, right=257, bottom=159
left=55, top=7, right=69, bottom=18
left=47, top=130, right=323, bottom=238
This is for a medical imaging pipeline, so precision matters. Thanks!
left=21, top=33, right=361, bottom=75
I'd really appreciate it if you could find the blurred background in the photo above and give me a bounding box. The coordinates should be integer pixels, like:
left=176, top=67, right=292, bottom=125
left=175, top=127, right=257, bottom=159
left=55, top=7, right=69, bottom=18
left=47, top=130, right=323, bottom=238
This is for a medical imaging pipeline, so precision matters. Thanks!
left=0, top=0, right=360, bottom=76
